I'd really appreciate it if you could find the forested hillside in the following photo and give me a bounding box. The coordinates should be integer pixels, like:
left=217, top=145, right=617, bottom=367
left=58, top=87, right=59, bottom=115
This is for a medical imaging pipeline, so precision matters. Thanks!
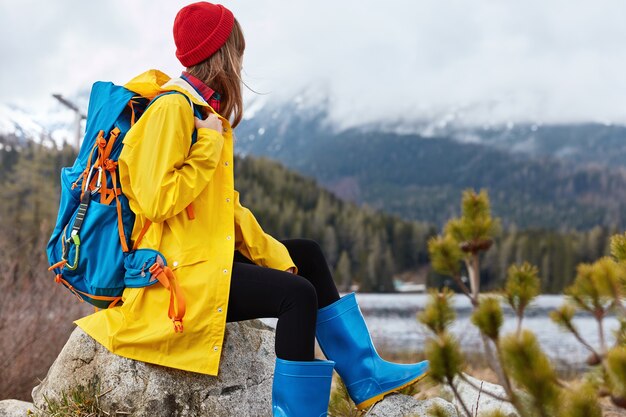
left=0, top=140, right=618, bottom=295
left=309, top=129, right=626, bottom=231
left=232, top=153, right=618, bottom=294
left=234, top=154, right=433, bottom=292
left=235, top=106, right=626, bottom=231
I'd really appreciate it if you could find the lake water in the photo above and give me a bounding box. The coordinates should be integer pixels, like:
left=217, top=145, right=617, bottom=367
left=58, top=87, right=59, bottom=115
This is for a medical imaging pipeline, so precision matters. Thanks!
left=260, top=293, right=617, bottom=371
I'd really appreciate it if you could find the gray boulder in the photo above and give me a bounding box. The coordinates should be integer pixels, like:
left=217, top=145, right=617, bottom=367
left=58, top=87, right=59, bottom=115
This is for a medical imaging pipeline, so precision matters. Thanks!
left=0, top=399, right=34, bottom=417
left=32, top=321, right=277, bottom=417
left=444, top=373, right=518, bottom=417
left=31, top=320, right=501, bottom=416
left=368, top=395, right=458, bottom=417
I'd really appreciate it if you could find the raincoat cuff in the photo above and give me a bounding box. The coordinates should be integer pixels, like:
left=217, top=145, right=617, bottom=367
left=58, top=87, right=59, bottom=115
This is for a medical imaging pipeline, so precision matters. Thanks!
left=196, top=127, right=224, bottom=141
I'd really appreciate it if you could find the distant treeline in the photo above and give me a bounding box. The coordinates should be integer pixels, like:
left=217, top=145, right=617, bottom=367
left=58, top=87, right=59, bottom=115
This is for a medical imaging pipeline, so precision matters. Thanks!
left=233, top=153, right=618, bottom=294
left=0, top=139, right=619, bottom=295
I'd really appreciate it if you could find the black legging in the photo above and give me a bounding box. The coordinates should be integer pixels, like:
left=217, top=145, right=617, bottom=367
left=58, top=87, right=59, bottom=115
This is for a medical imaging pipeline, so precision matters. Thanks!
left=226, top=238, right=340, bottom=361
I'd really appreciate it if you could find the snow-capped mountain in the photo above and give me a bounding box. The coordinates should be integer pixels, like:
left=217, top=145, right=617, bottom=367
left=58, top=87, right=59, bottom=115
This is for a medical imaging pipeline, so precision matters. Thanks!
left=234, top=93, right=626, bottom=170
left=0, top=95, right=87, bottom=150
left=0, top=103, right=47, bottom=146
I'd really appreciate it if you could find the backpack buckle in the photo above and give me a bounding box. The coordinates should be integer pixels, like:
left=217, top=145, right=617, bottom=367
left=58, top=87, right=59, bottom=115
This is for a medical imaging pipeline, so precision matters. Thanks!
left=173, top=319, right=184, bottom=333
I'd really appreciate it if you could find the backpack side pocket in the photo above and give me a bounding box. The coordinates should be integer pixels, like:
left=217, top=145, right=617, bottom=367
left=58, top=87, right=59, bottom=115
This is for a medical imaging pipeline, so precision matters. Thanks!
left=47, top=167, right=81, bottom=273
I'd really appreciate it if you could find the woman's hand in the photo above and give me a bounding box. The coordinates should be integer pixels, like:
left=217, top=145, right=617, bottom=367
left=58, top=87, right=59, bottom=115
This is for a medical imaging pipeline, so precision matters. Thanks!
left=285, top=267, right=296, bottom=274
left=195, top=113, right=223, bottom=133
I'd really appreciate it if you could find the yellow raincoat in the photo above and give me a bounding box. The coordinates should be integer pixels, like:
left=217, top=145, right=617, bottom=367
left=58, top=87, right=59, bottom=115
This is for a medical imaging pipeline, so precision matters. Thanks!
left=75, top=69, right=298, bottom=375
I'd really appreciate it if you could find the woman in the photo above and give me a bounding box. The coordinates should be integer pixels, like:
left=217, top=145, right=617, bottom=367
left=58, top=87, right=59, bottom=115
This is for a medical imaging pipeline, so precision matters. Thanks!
left=75, top=2, right=429, bottom=416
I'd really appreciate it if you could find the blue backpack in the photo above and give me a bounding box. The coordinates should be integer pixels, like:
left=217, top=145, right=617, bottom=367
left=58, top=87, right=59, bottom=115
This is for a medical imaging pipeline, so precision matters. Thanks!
left=46, top=81, right=201, bottom=332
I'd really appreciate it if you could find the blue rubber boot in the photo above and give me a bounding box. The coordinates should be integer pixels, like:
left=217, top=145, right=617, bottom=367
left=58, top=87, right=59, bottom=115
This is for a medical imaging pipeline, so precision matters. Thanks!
left=315, top=292, right=429, bottom=410
left=272, top=357, right=336, bottom=417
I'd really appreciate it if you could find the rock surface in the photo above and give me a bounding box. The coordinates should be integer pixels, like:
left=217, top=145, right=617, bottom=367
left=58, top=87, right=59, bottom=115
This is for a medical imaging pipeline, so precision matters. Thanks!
left=0, top=399, right=34, bottom=417
left=32, top=322, right=277, bottom=417
left=31, top=321, right=513, bottom=416
left=445, top=373, right=518, bottom=417
left=368, top=394, right=458, bottom=417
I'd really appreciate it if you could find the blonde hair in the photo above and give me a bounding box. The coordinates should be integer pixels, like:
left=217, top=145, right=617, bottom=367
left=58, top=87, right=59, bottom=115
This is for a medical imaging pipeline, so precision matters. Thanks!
left=186, top=18, right=245, bottom=128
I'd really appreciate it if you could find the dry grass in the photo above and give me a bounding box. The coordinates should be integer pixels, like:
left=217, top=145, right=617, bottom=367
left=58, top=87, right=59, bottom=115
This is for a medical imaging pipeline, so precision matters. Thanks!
left=0, top=222, right=91, bottom=401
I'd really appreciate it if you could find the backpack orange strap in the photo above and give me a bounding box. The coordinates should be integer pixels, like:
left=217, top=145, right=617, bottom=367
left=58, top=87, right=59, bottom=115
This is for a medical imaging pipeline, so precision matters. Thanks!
left=81, top=131, right=107, bottom=199
left=186, top=203, right=195, bottom=220
left=54, top=274, right=122, bottom=307
left=96, top=128, right=118, bottom=205
left=133, top=220, right=152, bottom=251
left=103, top=161, right=129, bottom=253
left=103, top=128, right=119, bottom=160
left=129, top=100, right=137, bottom=126
left=88, top=127, right=117, bottom=204
left=149, top=263, right=186, bottom=333
left=48, top=259, right=67, bottom=271
left=101, top=187, right=122, bottom=206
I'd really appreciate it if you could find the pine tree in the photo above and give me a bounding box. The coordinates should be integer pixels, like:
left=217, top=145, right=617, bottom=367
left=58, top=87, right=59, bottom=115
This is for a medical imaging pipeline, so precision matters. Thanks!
left=322, top=225, right=338, bottom=266
left=334, top=250, right=352, bottom=292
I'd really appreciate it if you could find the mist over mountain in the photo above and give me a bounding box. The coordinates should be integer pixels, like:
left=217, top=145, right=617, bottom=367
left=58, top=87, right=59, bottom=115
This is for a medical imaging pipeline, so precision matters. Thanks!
left=402, top=119, right=626, bottom=170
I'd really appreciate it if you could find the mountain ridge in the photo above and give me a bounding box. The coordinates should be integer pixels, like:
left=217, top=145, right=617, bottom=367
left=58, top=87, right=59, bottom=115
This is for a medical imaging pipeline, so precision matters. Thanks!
left=234, top=99, right=626, bottom=231
left=3, top=94, right=626, bottom=231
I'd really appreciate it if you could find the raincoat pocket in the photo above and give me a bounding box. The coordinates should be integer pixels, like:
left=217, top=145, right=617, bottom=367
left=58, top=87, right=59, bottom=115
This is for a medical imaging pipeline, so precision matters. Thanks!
left=166, top=247, right=214, bottom=272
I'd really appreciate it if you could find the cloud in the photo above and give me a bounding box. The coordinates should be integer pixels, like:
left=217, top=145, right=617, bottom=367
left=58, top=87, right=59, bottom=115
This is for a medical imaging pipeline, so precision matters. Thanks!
left=2, top=0, right=626, bottom=126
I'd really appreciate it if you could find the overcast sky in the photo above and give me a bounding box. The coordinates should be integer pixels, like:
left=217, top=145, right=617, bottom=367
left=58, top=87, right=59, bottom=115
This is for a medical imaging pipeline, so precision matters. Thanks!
left=2, top=0, right=626, bottom=127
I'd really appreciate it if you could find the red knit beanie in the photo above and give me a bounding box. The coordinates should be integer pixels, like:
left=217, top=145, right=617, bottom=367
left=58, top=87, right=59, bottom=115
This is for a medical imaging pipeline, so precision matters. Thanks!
left=173, top=2, right=235, bottom=67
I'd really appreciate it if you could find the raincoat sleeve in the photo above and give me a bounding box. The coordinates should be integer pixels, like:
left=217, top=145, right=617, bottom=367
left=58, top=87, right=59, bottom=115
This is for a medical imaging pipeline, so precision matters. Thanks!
left=233, top=189, right=298, bottom=274
left=119, top=94, right=225, bottom=223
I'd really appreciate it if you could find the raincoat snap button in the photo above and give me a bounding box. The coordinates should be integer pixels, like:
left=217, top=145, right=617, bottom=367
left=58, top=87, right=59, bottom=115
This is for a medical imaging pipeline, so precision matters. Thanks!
left=226, top=198, right=230, bottom=203
left=173, top=261, right=179, bottom=267
left=214, top=346, right=219, bottom=351
left=226, top=235, right=231, bottom=240
left=223, top=268, right=228, bottom=274
left=217, top=307, right=222, bottom=313
left=224, top=161, right=229, bottom=166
